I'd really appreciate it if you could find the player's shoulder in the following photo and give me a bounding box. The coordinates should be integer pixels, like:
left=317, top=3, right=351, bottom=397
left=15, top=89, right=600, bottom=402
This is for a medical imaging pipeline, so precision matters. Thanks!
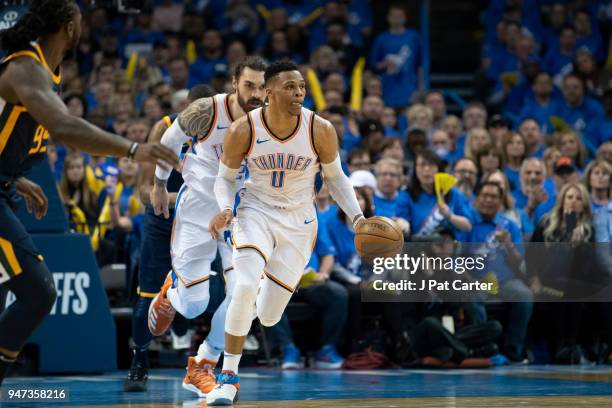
left=311, top=112, right=335, bottom=142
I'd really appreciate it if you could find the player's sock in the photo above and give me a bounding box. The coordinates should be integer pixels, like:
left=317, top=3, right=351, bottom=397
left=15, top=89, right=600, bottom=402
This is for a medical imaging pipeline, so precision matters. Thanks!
left=222, top=352, right=241, bottom=374
left=196, top=340, right=223, bottom=363
left=0, top=353, right=16, bottom=385
left=132, top=346, right=149, bottom=368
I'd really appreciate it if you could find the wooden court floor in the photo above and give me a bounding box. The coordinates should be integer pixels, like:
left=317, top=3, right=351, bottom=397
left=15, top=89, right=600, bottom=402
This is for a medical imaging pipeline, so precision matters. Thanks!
left=2, top=366, right=612, bottom=407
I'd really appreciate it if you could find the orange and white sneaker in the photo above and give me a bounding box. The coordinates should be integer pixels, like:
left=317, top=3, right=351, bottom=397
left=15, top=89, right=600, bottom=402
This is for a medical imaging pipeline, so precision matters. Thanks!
left=182, top=357, right=218, bottom=397
left=147, top=272, right=176, bottom=336
left=206, top=371, right=240, bottom=406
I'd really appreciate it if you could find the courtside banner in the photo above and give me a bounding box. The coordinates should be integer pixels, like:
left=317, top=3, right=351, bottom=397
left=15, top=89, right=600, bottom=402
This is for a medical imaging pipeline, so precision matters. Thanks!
left=4, top=234, right=117, bottom=373
left=360, top=242, right=612, bottom=303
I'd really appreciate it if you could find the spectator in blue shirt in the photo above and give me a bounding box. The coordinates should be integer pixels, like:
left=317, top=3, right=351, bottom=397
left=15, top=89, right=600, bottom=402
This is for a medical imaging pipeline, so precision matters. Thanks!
left=544, top=25, right=576, bottom=82
left=373, top=158, right=411, bottom=236
left=573, top=9, right=604, bottom=62
left=514, top=158, right=557, bottom=224
left=551, top=74, right=605, bottom=153
left=189, top=29, right=227, bottom=87
left=463, top=181, right=532, bottom=363
left=370, top=5, right=421, bottom=108
left=483, top=170, right=535, bottom=239
left=425, top=91, right=447, bottom=130
left=501, top=132, right=527, bottom=192
left=168, top=57, right=190, bottom=92
left=518, top=118, right=546, bottom=159
left=406, top=150, right=472, bottom=237
left=517, top=72, right=561, bottom=135
left=442, top=115, right=465, bottom=162
left=431, top=129, right=456, bottom=166
left=541, top=3, right=568, bottom=52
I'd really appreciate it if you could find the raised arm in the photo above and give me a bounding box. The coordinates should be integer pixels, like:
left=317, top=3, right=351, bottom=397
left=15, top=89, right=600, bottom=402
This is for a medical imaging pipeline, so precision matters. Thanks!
left=208, top=117, right=251, bottom=239
left=150, top=97, right=215, bottom=217
left=5, top=58, right=178, bottom=169
left=314, top=115, right=364, bottom=226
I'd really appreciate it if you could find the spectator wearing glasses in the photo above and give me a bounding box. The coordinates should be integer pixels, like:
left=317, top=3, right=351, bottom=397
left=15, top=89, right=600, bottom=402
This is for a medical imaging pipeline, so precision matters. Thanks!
left=373, top=158, right=411, bottom=235
left=462, top=182, right=532, bottom=364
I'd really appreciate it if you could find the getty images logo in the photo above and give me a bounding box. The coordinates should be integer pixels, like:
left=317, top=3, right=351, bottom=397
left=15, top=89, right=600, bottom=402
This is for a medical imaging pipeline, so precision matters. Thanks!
left=5, top=272, right=90, bottom=315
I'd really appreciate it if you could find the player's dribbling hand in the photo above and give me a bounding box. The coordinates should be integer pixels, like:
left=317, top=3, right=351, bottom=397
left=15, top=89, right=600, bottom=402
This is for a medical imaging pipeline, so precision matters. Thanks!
left=209, top=209, right=233, bottom=240
left=353, top=214, right=366, bottom=232
left=135, top=143, right=180, bottom=171
left=16, top=177, right=48, bottom=220
left=151, top=184, right=170, bottom=219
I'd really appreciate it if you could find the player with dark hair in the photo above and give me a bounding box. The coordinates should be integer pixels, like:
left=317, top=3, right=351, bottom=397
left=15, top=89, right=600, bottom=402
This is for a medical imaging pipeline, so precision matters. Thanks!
left=148, top=56, right=268, bottom=397
left=205, top=59, right=365, bottom=405
left=0, top=0, right=179, bottom=386
left=124, top=84, right=216, bottom=392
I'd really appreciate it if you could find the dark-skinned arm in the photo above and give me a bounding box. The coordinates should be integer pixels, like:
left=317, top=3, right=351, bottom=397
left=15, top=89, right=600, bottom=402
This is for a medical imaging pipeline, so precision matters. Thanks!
left=5, top=58, right=178, bottom=169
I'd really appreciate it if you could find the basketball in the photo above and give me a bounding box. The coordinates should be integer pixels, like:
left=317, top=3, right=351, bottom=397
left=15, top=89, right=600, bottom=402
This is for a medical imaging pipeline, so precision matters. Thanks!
left=354, top=216, right=404, bottom=260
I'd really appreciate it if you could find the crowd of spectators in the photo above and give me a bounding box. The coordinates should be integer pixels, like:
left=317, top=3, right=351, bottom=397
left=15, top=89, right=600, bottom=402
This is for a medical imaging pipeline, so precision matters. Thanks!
left=45, top=0, right=611, bottom=368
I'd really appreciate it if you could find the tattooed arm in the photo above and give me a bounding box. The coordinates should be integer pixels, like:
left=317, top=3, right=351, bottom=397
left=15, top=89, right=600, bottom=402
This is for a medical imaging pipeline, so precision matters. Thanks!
left=151, top=97, right=215, bottom=218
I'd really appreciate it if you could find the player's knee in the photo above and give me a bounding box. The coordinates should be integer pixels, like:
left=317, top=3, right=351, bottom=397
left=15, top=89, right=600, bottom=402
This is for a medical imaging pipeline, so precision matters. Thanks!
left=175, top=285, right=211, bottom=319
left=256, top=304, right=283, bottom=327
left=233, top=249, right=265, bottom=287
left=232, top=283, right=257, bottom=305
left=29, top=278, right=57, bottom=317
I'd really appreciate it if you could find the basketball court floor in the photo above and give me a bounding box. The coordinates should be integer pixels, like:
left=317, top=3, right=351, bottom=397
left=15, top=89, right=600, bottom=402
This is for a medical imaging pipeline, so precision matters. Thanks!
left=2, top=365, right=612, bottom=407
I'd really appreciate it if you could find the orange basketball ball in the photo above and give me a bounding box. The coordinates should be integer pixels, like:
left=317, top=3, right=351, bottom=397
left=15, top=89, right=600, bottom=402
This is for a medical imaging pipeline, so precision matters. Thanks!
left=354, top=216, right=404, bottom=260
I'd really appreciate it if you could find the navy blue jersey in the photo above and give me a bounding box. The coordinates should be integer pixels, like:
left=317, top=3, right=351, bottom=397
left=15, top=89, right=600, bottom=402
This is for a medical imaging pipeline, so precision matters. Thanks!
left=0, top=42, right=61, bottom=182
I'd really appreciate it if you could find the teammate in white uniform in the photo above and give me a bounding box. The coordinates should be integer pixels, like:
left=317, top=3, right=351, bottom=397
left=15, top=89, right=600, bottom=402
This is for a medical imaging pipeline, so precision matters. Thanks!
left=206, top=60, right=366, bottom=405
left=148, top=57, right=267, bottom=397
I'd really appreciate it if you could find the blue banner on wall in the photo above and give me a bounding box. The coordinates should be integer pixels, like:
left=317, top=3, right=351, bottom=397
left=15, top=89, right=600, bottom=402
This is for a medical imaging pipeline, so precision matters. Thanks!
left=5, top=234, right=117, bottom=373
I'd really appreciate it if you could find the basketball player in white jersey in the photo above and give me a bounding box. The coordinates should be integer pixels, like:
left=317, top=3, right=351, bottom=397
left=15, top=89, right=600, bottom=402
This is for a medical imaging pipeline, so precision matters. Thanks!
left=148, top=57, right=267, bottom=397
left=206, top=60, right=366, bottom=405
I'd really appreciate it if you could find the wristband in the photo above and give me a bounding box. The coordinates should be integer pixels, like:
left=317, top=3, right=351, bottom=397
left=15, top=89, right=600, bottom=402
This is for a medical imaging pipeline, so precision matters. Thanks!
left=127, top=142, right=140, bottom=159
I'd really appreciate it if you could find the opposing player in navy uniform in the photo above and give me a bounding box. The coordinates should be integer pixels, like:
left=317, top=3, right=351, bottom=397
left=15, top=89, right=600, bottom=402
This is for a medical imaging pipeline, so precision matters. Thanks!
left=0, top=0, right=179, bottom=386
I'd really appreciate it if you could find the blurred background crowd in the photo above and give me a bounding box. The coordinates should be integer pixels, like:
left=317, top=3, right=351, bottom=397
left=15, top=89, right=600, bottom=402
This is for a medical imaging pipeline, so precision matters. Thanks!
left=39, top=0, right=612, bottom=368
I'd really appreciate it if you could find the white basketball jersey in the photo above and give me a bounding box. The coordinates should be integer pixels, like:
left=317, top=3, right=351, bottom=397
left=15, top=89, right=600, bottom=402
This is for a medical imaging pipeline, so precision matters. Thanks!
left=181, top=93, right=246, bottom=199
left=242, top=106, right=319, bottom=210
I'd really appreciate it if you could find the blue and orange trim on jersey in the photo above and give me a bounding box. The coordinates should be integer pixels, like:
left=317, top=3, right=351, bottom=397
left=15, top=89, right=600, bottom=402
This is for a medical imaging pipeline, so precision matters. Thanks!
left=246, top=111, right=255, bottom=157
left=264, top=271, right=298, bottom=293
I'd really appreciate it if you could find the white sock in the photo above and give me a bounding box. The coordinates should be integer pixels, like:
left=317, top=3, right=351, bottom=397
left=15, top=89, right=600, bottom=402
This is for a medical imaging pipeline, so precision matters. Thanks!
left=196, top=340, right=222, bottom=363
left=222, top=352, right=242, bottom=374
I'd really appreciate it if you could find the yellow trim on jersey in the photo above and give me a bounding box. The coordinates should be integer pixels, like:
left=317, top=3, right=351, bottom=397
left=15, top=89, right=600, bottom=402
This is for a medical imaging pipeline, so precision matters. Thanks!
left=2, top=50, right=41, bottom=65
left=0, top=238, right=23, bottom=276
left=163, top=115, right=172, bottom=128
left=32, top=42, right=61, bottom=85
left=0, top=106, right=26, bottom=155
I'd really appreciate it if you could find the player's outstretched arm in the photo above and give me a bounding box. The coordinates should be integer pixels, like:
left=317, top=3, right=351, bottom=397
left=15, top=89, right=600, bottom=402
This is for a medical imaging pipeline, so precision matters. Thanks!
left=151, top=97, right=215, bottom=217
left=5, top=58, right=179, bottom=169
left=209, top=117, right=251, bottom=239
left=314, top=116, right=364, bottom=228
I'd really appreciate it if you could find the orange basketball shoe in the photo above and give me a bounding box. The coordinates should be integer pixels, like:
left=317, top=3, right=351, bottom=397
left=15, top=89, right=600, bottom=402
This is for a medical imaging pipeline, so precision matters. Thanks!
left=147, top=272, right=176, bottom=336
left=182, top=356, right=218, bottom=397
